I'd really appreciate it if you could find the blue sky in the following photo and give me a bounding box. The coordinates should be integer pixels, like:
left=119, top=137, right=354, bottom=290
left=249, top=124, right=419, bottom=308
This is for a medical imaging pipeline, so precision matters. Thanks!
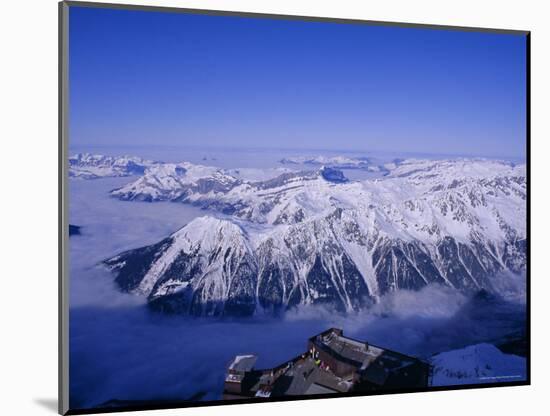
left=69, top=6, right=527, bottom=158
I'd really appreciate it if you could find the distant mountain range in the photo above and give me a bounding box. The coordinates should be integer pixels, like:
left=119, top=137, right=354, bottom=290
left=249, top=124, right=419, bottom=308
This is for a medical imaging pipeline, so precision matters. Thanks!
left=69, top=153, right=157, bottom=179
left=279, top=155, right=387, bottom=171
left=73, top=154, right=527, bottom=316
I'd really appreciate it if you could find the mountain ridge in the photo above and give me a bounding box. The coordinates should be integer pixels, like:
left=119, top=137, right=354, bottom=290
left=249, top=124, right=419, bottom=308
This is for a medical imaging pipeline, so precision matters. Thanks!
left=89, top=155, right=525, bottom=316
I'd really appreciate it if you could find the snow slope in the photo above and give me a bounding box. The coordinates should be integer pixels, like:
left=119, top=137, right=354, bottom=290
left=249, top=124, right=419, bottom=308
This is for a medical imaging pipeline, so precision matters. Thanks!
left=430, top=343, right=526, bottom=386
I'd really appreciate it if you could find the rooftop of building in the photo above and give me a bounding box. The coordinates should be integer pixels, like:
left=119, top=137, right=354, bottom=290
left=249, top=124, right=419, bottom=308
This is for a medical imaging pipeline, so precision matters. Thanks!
left=228, top=354, right=258, bottom=373
left=251, top=356, right=351, bottom=398
left=312, top=328, right=418, bottom=370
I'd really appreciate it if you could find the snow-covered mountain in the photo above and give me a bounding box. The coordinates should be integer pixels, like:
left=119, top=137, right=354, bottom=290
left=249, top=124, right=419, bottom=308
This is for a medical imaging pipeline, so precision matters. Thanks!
left=279, top=154, right=389, bottom=173
left=110, top=162, right=241, bottom=202
left=103, top=158, right=526, bottom=316
left=280, top=155, right=371, bottom=167
left=430, top=343, right=526, bottom=386
left=69, top=153, right=156, bottom=179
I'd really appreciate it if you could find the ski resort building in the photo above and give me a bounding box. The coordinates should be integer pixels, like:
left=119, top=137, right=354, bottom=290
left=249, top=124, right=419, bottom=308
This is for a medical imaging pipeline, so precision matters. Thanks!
left=223, top=328, right=430, bottom=400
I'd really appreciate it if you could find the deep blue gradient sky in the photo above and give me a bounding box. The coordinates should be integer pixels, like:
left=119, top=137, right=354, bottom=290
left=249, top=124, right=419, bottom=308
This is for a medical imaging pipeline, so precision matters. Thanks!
left=69, top=6, right=527, bottom=158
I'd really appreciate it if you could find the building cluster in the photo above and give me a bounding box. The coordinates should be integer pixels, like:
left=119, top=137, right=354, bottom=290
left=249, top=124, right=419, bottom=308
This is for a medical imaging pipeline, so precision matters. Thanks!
left=223, top=328, right=430, bottom=399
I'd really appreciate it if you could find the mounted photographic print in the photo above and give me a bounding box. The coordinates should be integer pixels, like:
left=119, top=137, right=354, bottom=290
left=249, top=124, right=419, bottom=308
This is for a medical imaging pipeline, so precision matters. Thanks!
left=59, top=1, right=530, bottom=414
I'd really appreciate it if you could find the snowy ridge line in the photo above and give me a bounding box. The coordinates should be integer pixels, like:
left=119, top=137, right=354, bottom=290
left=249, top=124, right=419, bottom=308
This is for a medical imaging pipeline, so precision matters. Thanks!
left=108, top=158, right=525, bottom=242
left=91, top=155, right=526, bottom=316
left=104, top=209, right=525, bottom=316
left=69, top=153, right=158, bottom=179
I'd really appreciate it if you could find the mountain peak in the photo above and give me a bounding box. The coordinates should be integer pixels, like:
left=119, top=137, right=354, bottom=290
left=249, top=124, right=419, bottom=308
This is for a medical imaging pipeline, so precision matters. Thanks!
left=319, top=166, right=348, bottom=183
